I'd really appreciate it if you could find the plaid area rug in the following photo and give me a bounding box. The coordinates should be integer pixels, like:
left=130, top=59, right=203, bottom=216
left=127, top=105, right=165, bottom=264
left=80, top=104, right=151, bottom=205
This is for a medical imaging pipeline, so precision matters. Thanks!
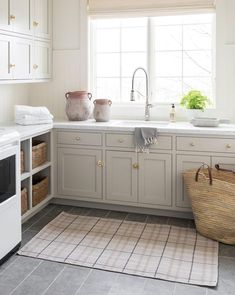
left=18, top=212, right=218, bottom=286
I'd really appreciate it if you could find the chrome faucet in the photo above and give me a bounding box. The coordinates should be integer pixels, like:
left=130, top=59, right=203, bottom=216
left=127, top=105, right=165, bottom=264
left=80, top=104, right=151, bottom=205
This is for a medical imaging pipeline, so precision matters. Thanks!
left=130, top=67, right=153, bottom=121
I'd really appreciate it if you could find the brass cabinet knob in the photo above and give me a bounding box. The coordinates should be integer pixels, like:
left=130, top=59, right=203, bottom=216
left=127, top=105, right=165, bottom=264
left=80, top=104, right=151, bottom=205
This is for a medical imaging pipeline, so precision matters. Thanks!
left=33, top=21, right=39, bottom=27
left=133, top=163, right=139, bottom=169
left=33, top=64, right=38, bottom=70
left=190, top=142, right=195, bottom=147
left=118, top=139, right=124, bottom=143
left=226, top=144, right=232, bottom=149
left=75, top=136, right=80, bottom=141
left=10, top=64, right=16, bottom=68
left=97, top=160, right=104, bottom=167
left=10, top=15, right=16, bottom=21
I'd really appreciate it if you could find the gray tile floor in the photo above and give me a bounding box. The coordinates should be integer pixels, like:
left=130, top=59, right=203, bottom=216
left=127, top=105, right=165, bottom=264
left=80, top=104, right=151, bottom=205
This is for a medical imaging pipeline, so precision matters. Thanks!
left=0, top=204, right=235, bottom=295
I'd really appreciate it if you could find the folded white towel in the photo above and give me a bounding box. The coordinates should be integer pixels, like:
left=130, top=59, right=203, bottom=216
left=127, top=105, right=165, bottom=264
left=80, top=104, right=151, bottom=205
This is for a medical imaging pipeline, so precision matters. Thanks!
left=15, top=105, right=52, bottom=119
left=15, top=114, right=53, bottom=121
left=15, top=118, right=53, bottom=126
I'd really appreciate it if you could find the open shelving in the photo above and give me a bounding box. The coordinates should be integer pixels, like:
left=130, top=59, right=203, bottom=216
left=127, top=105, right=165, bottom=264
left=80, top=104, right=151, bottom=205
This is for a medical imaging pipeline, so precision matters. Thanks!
left=20, top=130, right=53, bottom=222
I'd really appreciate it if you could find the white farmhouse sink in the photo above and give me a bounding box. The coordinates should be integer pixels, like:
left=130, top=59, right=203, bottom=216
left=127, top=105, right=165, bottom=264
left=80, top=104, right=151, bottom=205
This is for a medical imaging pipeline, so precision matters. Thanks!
left=116, top=120, right=169, bottom=127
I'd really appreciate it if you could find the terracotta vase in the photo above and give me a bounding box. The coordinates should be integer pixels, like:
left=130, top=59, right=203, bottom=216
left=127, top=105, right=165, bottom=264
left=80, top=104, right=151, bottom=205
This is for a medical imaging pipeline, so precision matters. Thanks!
left=65, top=91, right=93, bottom=121
left=93, top=99, right=112, bottom=122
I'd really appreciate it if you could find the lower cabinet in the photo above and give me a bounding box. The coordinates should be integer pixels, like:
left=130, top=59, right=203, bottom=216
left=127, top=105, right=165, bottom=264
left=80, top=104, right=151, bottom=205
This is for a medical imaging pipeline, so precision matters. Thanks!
left=106, top=151, right=172, bottom=206
left=58, top=148, right=103, bottom=199
left=176, top=154, right=211, bottom=208
left=138, top=153, right=172, bottom=206
left=106, top=151, right=138, bottom=202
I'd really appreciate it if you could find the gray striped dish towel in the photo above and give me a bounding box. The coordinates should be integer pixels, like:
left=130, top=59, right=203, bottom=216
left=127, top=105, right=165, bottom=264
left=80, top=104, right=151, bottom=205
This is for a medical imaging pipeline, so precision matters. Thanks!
left=134, top=128, right=158, bottom=152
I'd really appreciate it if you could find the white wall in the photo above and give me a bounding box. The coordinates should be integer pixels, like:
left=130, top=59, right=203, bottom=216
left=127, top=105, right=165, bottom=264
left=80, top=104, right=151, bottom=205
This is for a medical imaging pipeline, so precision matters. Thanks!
left=29, top=0, right=88, bottom=119
left=29, top=0, right=235, bottom=122
left=0, top=84, right=29, bottom=123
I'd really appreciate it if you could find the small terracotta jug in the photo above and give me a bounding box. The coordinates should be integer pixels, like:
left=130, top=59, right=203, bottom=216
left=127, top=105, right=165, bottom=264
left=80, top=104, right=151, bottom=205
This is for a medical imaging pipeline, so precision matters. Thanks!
left=65, top=91, right=93, bottom=121
left=93, top=99, right=112, bottom=122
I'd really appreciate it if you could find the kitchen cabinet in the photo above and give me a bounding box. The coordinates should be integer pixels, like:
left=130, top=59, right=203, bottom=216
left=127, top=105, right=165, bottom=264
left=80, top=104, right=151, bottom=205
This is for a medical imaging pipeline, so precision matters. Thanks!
left=12, top=37, right=33, bottom=79
left=0, top=0, right=9, bottom=31
left=138, top=153, right=172, bottom=206
left=58, top=148, right=103, bottom=200
left=0, top=35, right=11, bottom=79
left=10, top=0, right=32, bottom=35
left=33, top=40, right=51, bottom=79
left=106, top=151, right=172, bottom=207
left=176, top=154, right=211, bottom=208
left=0, top=0, right=52, bottom=82
left=0, top=35, right=33, bottom=80
left=106, top=151, right=138, bottom=203
left=34, top=0, right=51, bottom=39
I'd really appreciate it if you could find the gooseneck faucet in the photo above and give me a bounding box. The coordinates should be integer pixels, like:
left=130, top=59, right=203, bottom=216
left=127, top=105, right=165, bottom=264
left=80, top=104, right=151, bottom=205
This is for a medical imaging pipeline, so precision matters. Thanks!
left=130, top=67, right=153, bottom=121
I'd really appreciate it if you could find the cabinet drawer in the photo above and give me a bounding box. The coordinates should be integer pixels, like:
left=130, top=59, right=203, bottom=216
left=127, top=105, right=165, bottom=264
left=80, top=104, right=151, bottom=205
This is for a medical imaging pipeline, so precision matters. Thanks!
left=177, top=136, right=235, bottom=153
left=106, top=133, right=172, bottom=150
left=58, top=131, right=102, bottom=146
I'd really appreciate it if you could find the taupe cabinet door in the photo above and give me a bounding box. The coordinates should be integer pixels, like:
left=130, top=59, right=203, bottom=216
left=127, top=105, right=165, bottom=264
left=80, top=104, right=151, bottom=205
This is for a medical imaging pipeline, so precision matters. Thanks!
left=106, top=151, right=138, bottom=202
left=176, top=155, right=210, bottom=208
left=58, top=148, right=102, bottom=199
left=138, top=153, right=172, bottom=206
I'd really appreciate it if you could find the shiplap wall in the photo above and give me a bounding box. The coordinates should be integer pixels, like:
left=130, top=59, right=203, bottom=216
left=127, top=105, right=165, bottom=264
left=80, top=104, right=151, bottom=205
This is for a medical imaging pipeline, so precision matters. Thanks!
left=0, top=84, right=29, bottom=123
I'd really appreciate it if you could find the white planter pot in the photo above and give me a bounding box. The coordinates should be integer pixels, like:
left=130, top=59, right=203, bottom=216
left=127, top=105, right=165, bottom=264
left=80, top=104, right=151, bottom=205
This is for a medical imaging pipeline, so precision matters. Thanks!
left=187, top=109, right=205, bottom=120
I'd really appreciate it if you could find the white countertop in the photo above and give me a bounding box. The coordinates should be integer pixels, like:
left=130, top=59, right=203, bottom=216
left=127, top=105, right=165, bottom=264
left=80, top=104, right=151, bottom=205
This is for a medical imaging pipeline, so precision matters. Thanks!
left=1, top=119, right=235, bottom=138
left=53, top=119, right=235, bottom=136
left=0, top=122, right=53, bottom=140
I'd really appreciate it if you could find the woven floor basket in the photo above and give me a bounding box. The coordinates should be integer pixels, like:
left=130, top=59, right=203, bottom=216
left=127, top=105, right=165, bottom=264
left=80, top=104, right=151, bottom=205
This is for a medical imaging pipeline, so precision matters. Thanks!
left=183, top=164, right=235, bottom=245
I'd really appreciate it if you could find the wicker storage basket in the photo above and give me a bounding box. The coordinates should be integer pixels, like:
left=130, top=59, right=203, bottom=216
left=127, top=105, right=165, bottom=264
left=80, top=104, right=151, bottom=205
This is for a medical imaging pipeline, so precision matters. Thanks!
left=21, top=187, right=28, bottom=215
left=183, top=164, right=235, bottom=245
left=21, top=150, right=25, bottom=174
left=32, top=176, right=49, bottom=207
left=32, top=141, right=47, bottom=169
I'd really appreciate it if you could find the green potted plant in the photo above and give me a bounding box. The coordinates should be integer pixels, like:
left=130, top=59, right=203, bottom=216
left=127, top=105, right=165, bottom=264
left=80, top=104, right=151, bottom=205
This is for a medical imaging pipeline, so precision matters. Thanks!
left=180, top=90, right=211, bottom=118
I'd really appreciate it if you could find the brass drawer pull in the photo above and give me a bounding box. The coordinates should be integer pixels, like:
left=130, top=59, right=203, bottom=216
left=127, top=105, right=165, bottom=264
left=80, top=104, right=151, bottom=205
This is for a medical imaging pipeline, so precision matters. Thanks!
left=75, top=136, right=81, bottom=141
left=226, top=144, right=232, bottom=149
left=118, top=139, right=124, bottom=143
left=97, top=160, right=104, bottom=167
left=133, top=163, right=139, bottom=169
left=10, top=64, right=16, bottom=68
left=33, top=21, right=39, bottom=27
left=190, top=142, right=195, bottom=147
left=33, top=64, right=38, bottom=70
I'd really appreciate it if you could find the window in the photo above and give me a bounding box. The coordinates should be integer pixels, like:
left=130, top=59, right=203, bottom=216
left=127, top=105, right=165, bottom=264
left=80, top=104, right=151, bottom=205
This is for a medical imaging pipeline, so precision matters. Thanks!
left=90, top=13, right=215, bottom=105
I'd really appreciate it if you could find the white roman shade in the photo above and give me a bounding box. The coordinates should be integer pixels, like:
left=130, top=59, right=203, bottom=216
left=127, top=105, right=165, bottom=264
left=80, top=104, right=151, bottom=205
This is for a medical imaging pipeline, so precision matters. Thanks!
left=88, top=0, right=216, bottom=17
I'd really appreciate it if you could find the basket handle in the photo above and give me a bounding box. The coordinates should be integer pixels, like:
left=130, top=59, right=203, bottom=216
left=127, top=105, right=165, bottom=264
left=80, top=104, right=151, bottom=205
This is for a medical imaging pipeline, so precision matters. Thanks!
left=215, top=164, right=235, bottom=174
left=195, top=163, right=213, bottom=185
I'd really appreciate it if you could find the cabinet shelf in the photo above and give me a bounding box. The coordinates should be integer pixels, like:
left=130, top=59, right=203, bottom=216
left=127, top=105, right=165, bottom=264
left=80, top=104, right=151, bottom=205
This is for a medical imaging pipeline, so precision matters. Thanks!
left=32, top=161, right=51, bottom=175
left=21, top=171, right=30, bottom=181
left=21, top=130, right=52, bottom=223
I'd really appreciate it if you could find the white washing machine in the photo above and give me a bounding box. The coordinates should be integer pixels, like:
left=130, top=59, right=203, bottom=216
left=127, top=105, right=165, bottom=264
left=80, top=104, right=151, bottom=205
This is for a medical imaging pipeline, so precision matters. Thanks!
left=0, top=129, right=21, bottom=264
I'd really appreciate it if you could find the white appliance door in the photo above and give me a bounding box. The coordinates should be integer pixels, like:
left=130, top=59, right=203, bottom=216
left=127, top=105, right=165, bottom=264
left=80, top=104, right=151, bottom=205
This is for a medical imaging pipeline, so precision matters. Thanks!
left=0, top=145, right=21, bottom=261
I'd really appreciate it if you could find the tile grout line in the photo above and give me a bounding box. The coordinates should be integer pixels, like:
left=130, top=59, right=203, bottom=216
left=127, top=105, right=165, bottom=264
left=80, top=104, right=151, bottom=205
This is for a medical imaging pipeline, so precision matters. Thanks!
left=0, top=256, right=20, bottom=275
left=9, top=260, right=43, bottom=295
left=40, top=265, right=66, bottom=295
left=22, top=205, right=57, bottom=233
left=74, top=268, right=93, bottom=295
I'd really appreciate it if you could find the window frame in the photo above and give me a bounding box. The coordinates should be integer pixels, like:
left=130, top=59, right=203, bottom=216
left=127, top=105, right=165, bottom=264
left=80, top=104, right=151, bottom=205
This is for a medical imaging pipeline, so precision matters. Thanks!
left=89, top=13, right=216, bottom=107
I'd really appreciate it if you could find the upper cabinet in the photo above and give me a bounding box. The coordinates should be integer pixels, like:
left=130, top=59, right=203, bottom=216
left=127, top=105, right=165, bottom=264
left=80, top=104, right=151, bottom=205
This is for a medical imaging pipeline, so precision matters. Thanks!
left=0, top=0, right=32, bottom=35
left=10, top=0, right=32, bottom=35
left=33, top=0, right=51, bottom=39
left=0, top=0, right=52, bottom=82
